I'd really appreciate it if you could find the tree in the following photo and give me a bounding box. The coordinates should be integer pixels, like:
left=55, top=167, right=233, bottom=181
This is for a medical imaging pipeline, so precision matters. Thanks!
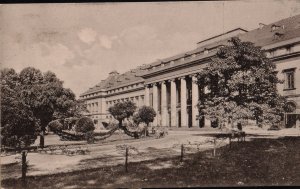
left=48, top=120, right=63, bottom=133
left=75, top=117, right=95, bottom=133
left=134, top=106, right=156, bottom=136
left=1, top=68, right=39, bottom=148
left=196, top=37, right=286, bottom=129
left=75, top=117, right=95, bottom=143
left=108, top=101, right=140, bottom=138
left=1, top=67, right=84, bottom=148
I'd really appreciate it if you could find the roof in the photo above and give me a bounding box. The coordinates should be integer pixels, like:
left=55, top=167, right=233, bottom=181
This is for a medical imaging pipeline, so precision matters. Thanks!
left=196, top=28, right=248, bottom=45
left=80, top=14, right=300, bottom=97
left=239, top=14, right=300, bottom=47
left=80, top=66, right=147, bottom=96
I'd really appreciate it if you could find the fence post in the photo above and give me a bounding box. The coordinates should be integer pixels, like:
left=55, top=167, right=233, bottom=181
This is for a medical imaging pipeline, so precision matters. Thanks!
left=21, top=150, right=27, bottom=187
left=213, top=138, right=216, bottom=157
left=180, top=144, right=184, bottom=162
left=125, top=147, right=128, bottom=173
left=229, top=137, right=231, bottom=148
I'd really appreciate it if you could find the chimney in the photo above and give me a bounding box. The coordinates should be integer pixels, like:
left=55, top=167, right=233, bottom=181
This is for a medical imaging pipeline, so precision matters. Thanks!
left=259, top=23, right=266, bottom=29
left=109, top=70, right=119, bottom=76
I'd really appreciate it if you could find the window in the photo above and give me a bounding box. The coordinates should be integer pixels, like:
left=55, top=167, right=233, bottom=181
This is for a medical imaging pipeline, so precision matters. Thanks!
left=273, top=32, right=284, bottom=40
left=270, top=50, right=277, bottom=57
left=283, top=68, right=296, bottom=90
left=286, top=46, right=294, bottom=54
left=204, top=49, right=209, bottom=54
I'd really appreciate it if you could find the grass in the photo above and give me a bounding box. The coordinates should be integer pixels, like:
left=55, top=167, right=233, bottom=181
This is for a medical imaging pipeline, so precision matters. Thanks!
left=2, top=137, right=300, bottom=188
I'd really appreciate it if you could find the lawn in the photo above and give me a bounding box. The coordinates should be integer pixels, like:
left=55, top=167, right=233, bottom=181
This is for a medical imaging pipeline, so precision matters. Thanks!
left=2, top=137, right=300, bottom=188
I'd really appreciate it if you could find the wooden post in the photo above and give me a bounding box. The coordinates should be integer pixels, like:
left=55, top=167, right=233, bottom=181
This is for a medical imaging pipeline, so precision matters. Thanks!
left=21, top=151, right=27, bottom=187
left=213, top=138, right=216, bottom=157
left=229, top=137, right=231, bottom=148
left=125, top=147, right=128, bottom=173
left=180, top=144, right=184, bottom=162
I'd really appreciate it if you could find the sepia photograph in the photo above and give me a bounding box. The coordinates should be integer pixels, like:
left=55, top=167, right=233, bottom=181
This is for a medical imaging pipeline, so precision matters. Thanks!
left=1, top=1, right=300, bottom=188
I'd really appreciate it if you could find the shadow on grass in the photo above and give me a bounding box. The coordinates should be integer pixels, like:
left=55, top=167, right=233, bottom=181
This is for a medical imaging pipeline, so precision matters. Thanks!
left=2, top=137, right=300, bottom=188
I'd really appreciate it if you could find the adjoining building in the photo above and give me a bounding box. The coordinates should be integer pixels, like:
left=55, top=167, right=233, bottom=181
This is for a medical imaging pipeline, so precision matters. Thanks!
left=80, top=14, right=300, bottom=130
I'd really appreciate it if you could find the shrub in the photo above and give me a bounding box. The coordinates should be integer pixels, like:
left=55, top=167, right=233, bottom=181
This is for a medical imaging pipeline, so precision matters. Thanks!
left=48, top=120, right=63, bottom=133
left=85, top=131, right=95, bottom=144
left=75, top=117, right=95, bottom=133
left=64, top=117, right=79, bottom=130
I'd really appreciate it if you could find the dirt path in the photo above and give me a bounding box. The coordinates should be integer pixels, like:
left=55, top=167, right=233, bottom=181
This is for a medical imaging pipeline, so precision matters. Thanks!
left=3, top=136, right=300, bottom=188
left=1, top=133, right=219, bottom=180
left=2, top=127, right=299, bottom=181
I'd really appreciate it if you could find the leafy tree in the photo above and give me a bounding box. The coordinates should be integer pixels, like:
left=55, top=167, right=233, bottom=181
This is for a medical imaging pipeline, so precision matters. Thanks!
left=134, top=106, right=156, bottom=136
left=196, top=37, right=286, bottom=129
left=1, top=67, right=85, bottom=148
left=108, top=101, right=140, bottom=138
left=1, top=68, right=39, bottom=148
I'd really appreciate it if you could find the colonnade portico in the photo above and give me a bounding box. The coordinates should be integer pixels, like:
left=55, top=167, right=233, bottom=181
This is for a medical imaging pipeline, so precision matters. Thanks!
left=144, top=74, right=205, bottom=127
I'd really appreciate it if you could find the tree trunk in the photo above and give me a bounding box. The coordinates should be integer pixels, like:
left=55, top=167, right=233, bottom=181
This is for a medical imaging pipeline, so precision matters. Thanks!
left=119, top=119, right=122, bottom=129
left=118, top=119, right=140, bottom=139
left=146, top=123, right=149, bottom=136
left=121, top=126, right=140, bottom=139
left=237, top=122, right=242, bottom=131
left=125, top=147, right=128, bottom=172
left=40, top=129, right=45, bottom=148
left=144, top=124, right=147, bottom=137
left=21, top=151, right=27, bottom=187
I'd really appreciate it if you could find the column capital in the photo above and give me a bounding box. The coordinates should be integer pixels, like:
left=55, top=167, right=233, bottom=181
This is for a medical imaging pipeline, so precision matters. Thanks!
left=192, top=75, right=198, bottom=81
left=187, top=73, right=198, bottom=78
left=160, top=80, right=167, bottom=84
left=168, top=78, right=176, bottom=82
left=151, top=82, right=158, bottom=87
left=179, top=76, right=186, bottom=80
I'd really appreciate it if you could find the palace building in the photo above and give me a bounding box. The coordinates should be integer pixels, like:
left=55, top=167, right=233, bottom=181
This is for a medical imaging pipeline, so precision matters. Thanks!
left=80, top=14, right=300, bottom=130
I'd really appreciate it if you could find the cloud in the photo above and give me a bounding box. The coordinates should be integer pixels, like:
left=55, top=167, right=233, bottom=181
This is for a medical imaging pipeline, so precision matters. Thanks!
left=2, top=42, right=74, bottom=72
left=78, top=28, right=98, bottom=44
left=99, top=35, right=115, bottom=49
left=118, top=25, right=163, bottom=51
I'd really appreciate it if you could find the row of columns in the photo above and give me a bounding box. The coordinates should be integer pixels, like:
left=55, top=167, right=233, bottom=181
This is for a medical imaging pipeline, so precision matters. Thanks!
left=144, top=75, right=200, bottom=127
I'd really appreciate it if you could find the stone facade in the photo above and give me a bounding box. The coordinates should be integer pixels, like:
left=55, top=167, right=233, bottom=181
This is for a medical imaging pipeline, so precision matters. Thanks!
left=80, top=15, right=300, bottom=130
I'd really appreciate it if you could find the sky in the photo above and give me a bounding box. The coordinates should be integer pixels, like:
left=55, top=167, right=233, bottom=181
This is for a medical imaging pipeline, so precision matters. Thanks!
left=1, top=1, right=300, bottom=98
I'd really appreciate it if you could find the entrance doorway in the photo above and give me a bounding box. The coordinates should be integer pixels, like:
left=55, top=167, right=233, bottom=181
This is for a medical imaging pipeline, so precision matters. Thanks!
left=286, top=114, right=297, bottom=128
left=187, top=106, right=192, bottom=128
left=177, top=111, right=181, bottom=127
